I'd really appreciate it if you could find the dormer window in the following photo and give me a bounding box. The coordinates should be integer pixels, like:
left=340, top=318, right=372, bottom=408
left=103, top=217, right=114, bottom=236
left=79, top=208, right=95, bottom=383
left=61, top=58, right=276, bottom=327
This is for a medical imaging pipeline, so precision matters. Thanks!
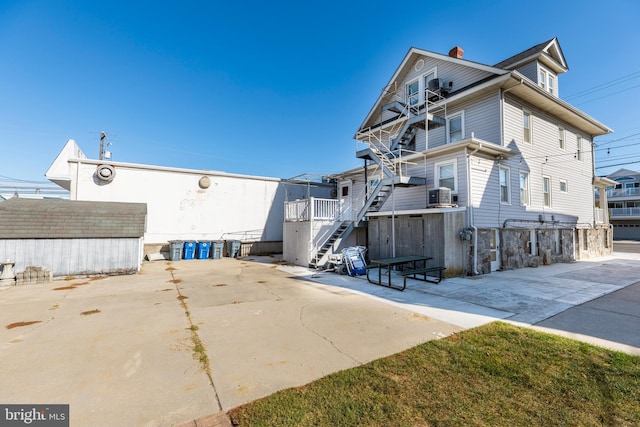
left=538, top=66, right=556, bottom=95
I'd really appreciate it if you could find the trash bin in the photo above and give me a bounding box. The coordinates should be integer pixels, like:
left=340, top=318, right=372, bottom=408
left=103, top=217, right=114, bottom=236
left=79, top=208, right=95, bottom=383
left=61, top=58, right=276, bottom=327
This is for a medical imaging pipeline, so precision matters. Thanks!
left=183, top=241, right=197, bottom=260
left=168, top=240, right=184, bottom=261
left=197, top=241, right=211, bottom=259
left=211, top=240, right=224, bottom=259
left=225, top=240, right=242, bottom=258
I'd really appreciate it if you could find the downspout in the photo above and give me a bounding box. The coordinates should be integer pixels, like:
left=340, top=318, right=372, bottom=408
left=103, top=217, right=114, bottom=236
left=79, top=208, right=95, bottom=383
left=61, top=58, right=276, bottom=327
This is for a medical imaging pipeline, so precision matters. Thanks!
left=73, top=160, right=81, bottom=200
left=590, top=136, right=597, bottom=228
left=466, top=142, right=482, bottom=275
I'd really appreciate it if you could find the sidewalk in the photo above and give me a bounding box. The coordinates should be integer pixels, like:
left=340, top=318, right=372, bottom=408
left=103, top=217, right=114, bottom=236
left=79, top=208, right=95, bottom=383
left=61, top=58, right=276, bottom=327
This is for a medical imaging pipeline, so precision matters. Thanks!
left=276, top=252, right=640, bottom=355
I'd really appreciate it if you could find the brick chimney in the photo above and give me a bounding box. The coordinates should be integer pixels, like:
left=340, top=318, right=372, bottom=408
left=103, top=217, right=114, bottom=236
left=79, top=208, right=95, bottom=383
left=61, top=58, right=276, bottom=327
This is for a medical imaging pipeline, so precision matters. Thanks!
left=448, top=46, right=464, bottom=59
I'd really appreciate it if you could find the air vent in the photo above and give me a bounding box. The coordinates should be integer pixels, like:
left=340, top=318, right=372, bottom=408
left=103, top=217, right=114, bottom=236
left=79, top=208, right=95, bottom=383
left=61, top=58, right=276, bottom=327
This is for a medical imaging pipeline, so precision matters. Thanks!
left=96, top=164, right=116, bottom=183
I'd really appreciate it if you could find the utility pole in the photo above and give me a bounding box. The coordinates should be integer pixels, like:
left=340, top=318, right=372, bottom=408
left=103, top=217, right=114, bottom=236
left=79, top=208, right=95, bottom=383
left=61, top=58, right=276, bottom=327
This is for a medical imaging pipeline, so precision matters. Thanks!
left=99, top=131, right=107, bottom=160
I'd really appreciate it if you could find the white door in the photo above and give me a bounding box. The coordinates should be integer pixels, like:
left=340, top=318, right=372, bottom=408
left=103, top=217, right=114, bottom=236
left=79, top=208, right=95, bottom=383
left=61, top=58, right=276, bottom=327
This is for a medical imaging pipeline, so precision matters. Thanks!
left=489, top=229, right=500, bottom=271
left=339, top=181, right=352, bottom=221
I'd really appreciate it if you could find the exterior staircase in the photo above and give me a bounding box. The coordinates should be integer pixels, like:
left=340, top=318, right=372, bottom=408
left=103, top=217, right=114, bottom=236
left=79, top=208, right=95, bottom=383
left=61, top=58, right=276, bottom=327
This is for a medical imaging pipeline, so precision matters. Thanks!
left=308, top=91, right=446, bottom=269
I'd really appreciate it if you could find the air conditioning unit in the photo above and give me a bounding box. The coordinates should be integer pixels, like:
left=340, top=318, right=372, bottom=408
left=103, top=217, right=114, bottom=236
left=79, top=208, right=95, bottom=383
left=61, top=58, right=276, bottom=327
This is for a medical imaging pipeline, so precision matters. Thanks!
left=428, top=187, right=452, bottom=208
left=428, top=78, right=443, bottom=92
left=427, top=78, right=452, bottom=99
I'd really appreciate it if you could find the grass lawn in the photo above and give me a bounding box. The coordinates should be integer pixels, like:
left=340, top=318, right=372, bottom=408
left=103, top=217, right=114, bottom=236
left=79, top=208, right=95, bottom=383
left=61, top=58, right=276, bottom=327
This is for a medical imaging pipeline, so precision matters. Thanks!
left=228, top=322, right=640, bottom=426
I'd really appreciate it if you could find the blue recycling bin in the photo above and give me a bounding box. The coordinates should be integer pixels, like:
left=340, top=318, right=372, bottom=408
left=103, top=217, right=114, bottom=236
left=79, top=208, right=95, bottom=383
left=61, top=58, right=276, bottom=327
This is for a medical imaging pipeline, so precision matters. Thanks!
left=183, top=241, right=196, bottom=260
left=197, top=241, right=211, bottom=259
left=211, top=240, right=224, bottom=259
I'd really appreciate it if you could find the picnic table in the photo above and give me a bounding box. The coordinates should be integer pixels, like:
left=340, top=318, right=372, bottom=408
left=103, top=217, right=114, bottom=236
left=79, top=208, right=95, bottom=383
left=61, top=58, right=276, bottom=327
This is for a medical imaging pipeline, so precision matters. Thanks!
left=366, top=255, right=434, bottom=291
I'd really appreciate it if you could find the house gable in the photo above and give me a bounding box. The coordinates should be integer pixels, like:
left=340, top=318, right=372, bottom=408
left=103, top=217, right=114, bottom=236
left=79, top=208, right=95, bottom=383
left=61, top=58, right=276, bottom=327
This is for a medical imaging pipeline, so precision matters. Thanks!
left=357, top=47, right=508, bottom=133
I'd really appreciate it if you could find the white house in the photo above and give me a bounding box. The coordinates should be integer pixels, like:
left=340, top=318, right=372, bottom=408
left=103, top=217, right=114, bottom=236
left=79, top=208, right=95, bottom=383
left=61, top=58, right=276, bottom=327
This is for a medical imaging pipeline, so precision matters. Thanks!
left=284, top=38, right=614, bottom=275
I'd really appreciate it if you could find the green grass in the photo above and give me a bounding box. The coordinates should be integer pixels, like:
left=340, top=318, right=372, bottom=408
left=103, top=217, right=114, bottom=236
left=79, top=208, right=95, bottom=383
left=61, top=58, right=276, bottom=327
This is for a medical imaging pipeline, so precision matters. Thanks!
left=228, top=322, right=640, bottom=426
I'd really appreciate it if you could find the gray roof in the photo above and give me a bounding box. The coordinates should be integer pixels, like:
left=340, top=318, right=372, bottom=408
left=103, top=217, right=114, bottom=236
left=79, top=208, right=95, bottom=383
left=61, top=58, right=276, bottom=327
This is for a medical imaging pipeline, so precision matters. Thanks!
left=493, top=38, right=555, bottom=69
left=0, top=198, right=147, bottom=239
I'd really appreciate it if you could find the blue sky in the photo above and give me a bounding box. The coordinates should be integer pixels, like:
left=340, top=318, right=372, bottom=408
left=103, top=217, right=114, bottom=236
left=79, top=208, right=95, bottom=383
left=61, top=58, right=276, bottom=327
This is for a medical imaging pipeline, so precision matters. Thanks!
left=1, top=0, right=639, bottom=184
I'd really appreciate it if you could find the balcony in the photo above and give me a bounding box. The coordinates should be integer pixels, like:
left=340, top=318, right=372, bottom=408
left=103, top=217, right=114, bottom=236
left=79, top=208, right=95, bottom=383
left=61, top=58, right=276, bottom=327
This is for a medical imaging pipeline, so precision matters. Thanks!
left=285, top=198, right=341, bottom=222
left=607, top=187, right=640, bottom=199
left=610, top=207, right=640, bottom=219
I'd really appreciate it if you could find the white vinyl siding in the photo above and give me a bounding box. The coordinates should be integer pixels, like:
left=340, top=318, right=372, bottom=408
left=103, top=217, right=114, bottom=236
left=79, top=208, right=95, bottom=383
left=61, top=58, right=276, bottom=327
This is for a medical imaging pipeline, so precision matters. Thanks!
left=480, top=94, right=596, bottom=228
left=428, top=92, right=501, bottom=151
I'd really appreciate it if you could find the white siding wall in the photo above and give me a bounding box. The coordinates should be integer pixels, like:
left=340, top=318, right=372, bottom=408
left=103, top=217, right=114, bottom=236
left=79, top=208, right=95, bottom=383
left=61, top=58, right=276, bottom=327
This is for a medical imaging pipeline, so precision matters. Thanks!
left=0, top=238, right=142, bottom=277
left=473, top=94, right=595, bottom=228
left=366, top=55, right=496, bottom=141
left=426, top=92, right=501, bottom=150
left=70, top=161, right=331, bottom=243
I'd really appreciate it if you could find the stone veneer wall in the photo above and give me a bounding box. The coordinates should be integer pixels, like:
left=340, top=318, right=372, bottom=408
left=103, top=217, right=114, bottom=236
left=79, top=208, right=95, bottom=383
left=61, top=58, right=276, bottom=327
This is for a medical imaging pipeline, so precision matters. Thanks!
left=472, top=226, right=613, bottom=274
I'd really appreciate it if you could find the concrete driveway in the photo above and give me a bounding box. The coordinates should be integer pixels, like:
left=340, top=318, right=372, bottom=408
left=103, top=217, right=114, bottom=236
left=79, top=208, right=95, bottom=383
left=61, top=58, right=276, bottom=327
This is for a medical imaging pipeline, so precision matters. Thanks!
left=2, top=253, right=639, bottom=426
left=0, top=258, right=461, bottom=426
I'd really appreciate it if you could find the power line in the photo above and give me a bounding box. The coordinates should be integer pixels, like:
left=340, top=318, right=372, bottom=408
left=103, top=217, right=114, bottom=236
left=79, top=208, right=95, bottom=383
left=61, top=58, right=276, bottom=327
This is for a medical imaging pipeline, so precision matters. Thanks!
left=564, top=70, right=640, bottom=101
left=596, top=162, right=640, bottom=170
left=574, top=82, right=640, bottom=107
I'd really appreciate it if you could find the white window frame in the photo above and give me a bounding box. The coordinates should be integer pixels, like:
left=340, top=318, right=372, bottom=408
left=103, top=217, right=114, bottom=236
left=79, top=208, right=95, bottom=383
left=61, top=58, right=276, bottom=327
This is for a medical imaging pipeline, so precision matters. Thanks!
left=519, top=171, right=530, bottom=206
left=559, top=179, right=568, bottom=193
left=447, top=112, right=464, bottom=144
left=499, top=166, right=511, bottom=204
left=539, top=69, right=547, bottom=91
left=547, top=74, right=556, bottom=96
left=543, top=175, right=552, bottom=208
left=435, top=160, right=457, bottom=194
left=538, top=65, right=556, bottom=95
left=406, top=79, right=419, bottom=106
left=523, top=110, right=532, bottom=143
left=558, top=127, right=565, bottom=150
left=576, top=135, right=583, bottom=161
left=423, top=67, right=437, bottom=99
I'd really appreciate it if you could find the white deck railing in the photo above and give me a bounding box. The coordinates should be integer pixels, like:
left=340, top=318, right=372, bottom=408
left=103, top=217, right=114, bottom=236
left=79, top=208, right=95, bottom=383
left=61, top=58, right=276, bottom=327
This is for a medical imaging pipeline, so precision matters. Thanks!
left=610, top=207, right=640, bottom=218
left=607, top=187, right=640, bottom=198
left=285, top=198, right=341, bottom=222
left=595, top=208, right=604, bottom=224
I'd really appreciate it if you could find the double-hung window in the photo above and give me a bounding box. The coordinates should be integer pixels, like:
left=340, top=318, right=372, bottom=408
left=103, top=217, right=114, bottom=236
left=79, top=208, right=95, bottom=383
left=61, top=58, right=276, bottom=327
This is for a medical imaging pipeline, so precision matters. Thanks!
left=558, top=127, right=565, bottom=150
left=500, top=166, right=510, bottom=204
left=539, top=67, right=556, bottom=95
left=436, top=161, right=456, bottom=192
left=447, top=113, right=463, bottom=143
left=523, top=111, right=532, bottom=143
left=406, top=80, right=419, bottom=106
left=543, top=176, right=551, bottom=208
left=576, top=136, right=582, bottom=161
left=519, top=172, right=530, bottom=206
